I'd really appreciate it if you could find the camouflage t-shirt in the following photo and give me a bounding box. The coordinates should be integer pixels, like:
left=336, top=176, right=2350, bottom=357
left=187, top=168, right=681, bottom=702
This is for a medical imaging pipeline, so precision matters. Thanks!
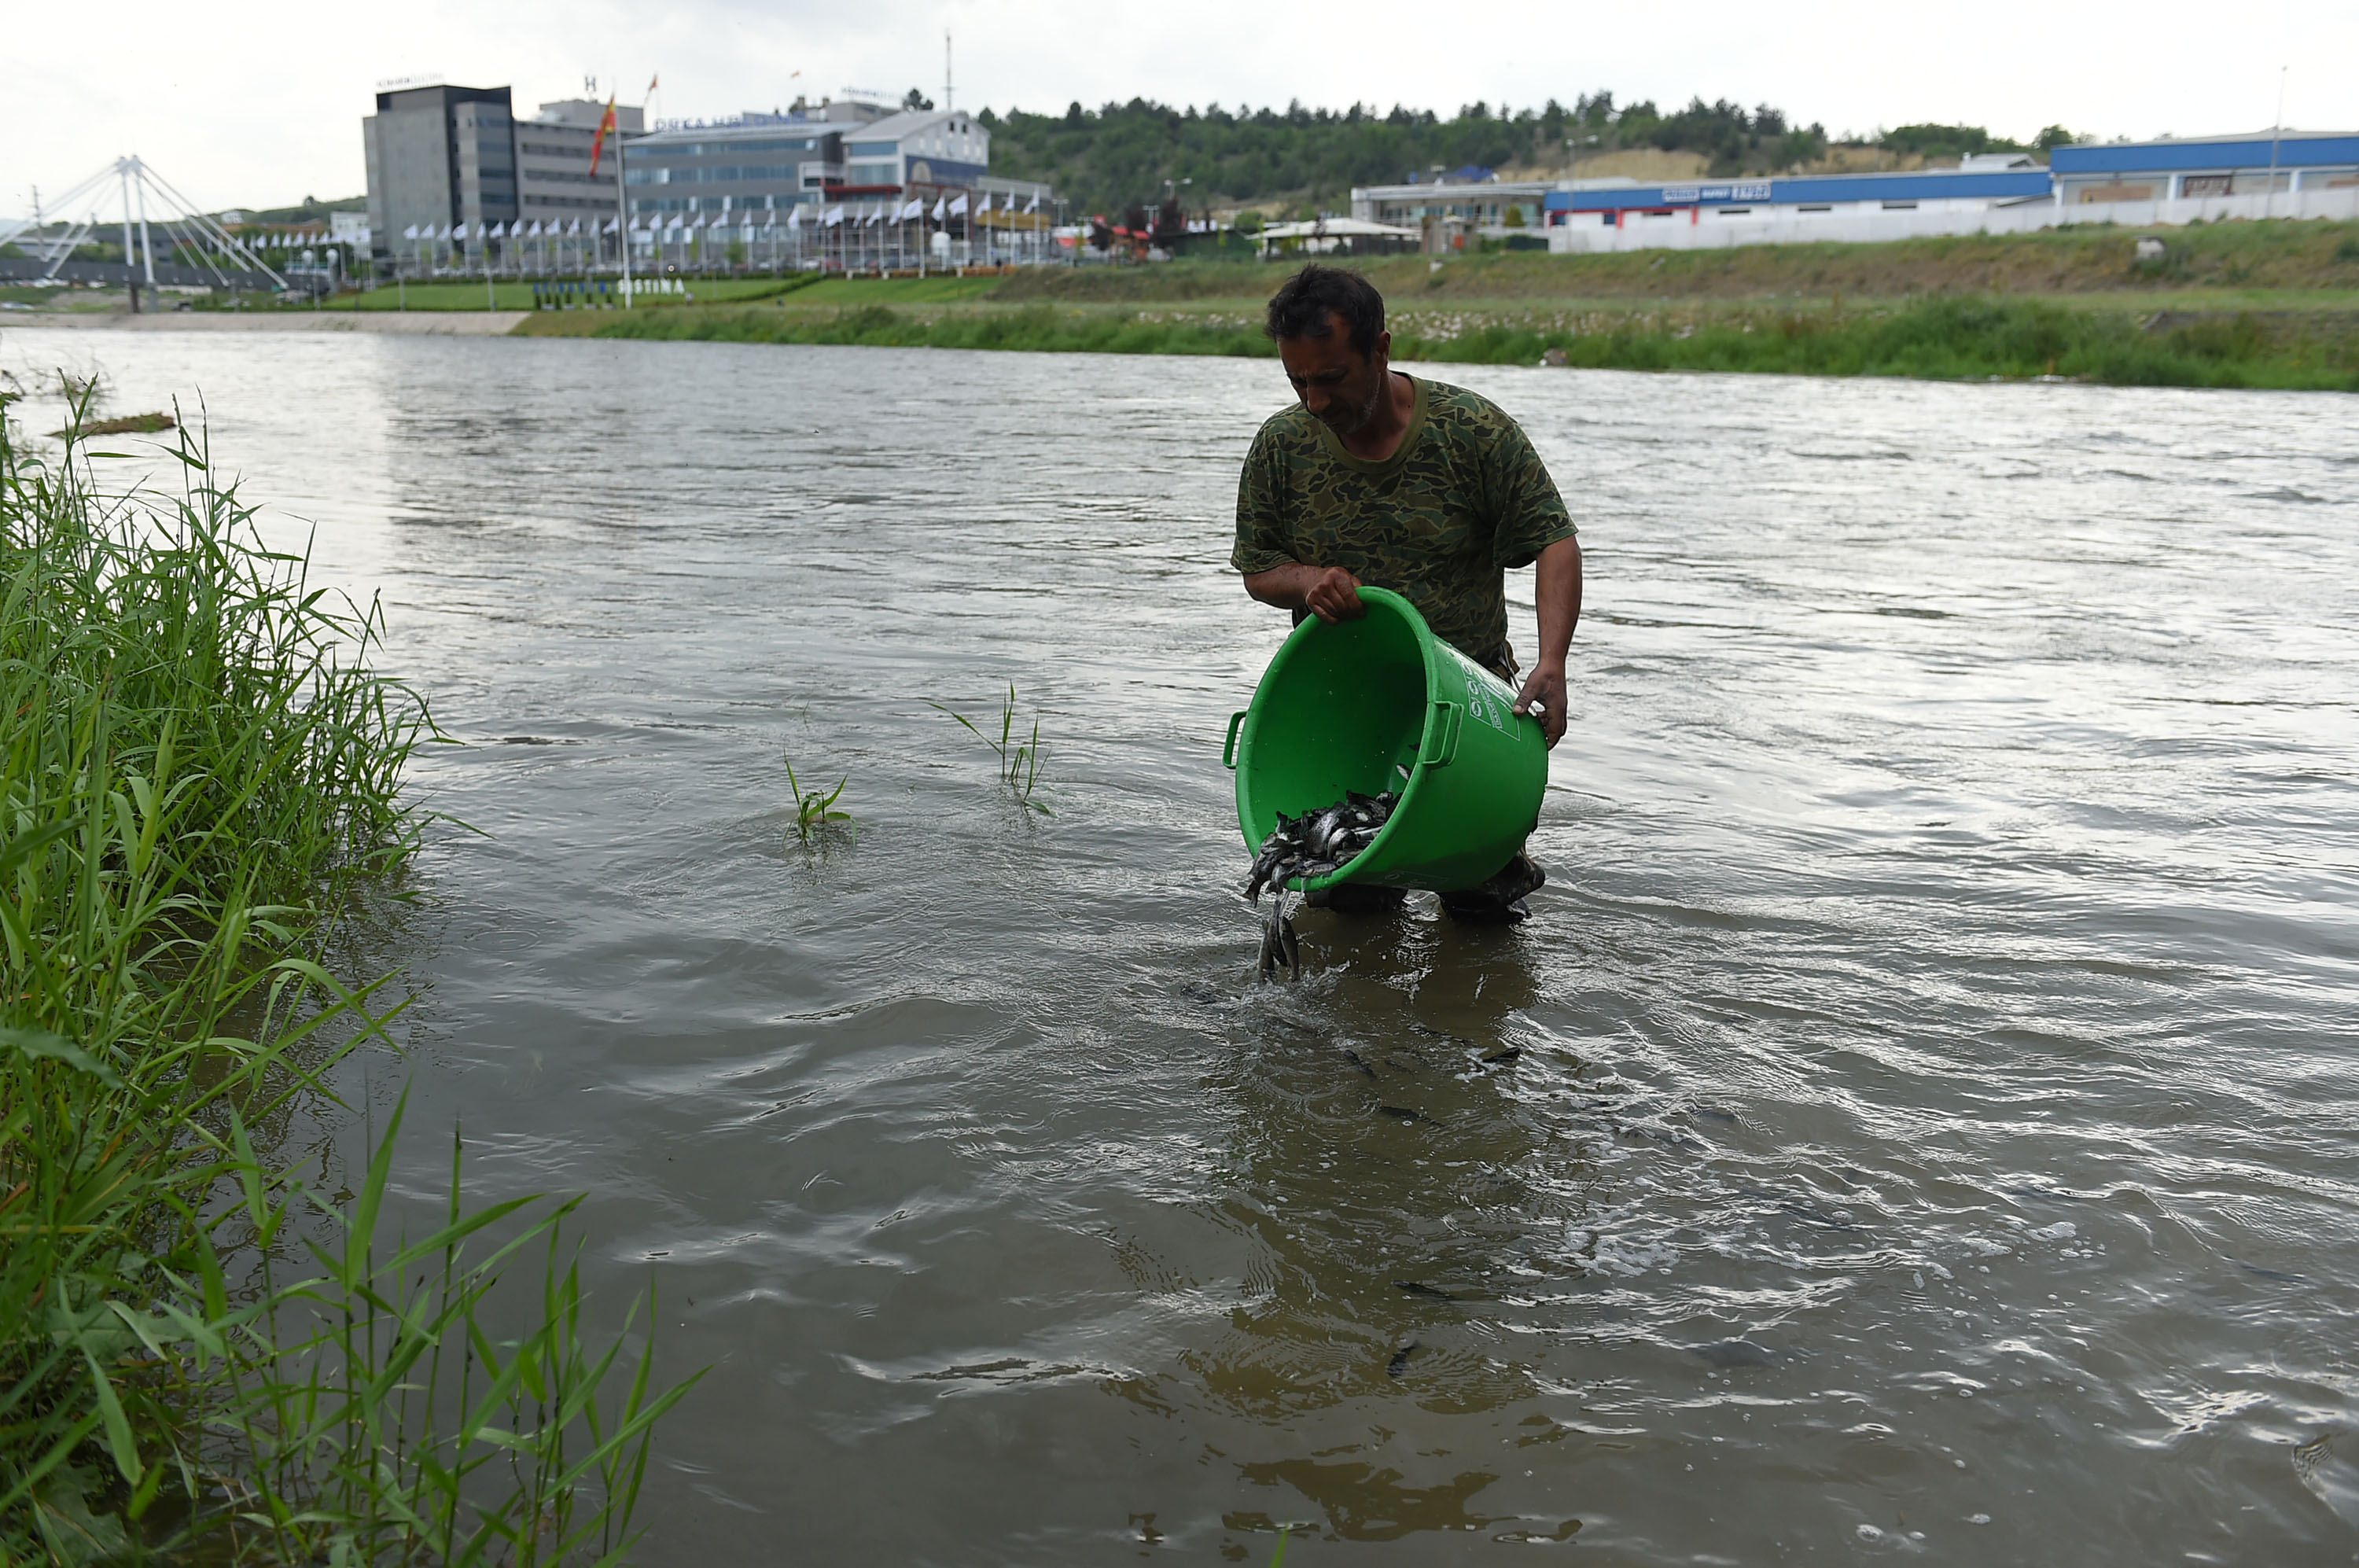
left=1231, top=375, right=1577, bottom=668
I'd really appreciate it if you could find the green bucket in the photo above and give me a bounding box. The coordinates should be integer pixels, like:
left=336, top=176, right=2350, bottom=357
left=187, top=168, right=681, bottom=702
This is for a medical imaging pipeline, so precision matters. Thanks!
left=1222, top=587, right=1548, bottom=894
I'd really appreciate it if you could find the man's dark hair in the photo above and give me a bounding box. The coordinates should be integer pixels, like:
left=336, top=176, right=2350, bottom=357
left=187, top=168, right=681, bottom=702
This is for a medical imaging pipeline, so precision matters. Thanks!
left=1264, top=264, right=1386, bottom=359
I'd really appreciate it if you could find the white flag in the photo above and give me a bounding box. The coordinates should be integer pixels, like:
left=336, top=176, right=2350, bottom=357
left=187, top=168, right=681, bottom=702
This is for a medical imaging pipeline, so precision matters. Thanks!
left=824, top=205, right=844, bottom=227
left=1025, top=192, right=1040, bottom=214
left=948, top=193, right=969, bottom=216
left=931, top=196, right=946, bottom=222
left=900, top=199, right=922, bottom=221
left=786, top=204, right=803, bottom=229
left=453, top=223, right=468, bottom=239
left=403, top=224, right=418, bottom=239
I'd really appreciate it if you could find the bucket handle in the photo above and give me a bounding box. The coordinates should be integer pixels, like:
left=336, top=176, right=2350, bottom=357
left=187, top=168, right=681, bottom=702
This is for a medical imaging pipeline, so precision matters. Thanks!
left=1222, top=710, right=1247, bottom=770
left=1419, top=701, right=1463, bottom=768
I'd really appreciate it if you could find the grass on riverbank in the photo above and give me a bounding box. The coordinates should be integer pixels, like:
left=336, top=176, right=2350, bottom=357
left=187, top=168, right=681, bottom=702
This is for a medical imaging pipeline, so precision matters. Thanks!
left=0, top=413, right=692, bottom=1557
left=998, top=216, right=2359, bottom=303
left=531, top=291, right=2359, bottom=390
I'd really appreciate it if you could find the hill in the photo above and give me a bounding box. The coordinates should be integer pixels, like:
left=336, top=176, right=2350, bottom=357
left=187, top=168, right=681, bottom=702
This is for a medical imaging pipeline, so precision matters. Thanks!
left=980, top=96, right=2076, bottom=221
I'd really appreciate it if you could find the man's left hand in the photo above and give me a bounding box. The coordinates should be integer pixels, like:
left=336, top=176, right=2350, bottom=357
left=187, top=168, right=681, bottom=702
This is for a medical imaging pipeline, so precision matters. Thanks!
left=1514, top=662, right=1569, bottom=749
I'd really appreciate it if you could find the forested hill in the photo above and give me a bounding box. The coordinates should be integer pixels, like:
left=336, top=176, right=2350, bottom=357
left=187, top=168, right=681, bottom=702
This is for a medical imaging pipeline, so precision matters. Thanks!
left=978, top=96, right=2070, bottom=221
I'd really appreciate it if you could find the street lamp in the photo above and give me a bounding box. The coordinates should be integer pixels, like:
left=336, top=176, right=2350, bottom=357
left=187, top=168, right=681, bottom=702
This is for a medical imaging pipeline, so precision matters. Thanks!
left=1161, top=176, right=1192, bottom=247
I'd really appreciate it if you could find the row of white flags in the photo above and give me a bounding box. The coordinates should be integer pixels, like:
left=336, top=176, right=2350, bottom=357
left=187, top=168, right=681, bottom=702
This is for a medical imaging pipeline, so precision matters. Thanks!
left=401, top=190, right=1046, bottom=243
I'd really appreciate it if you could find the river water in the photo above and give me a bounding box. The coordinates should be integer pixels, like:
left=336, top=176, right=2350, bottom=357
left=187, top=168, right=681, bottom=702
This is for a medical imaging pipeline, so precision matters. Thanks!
left=8, top=326, right=2359, bottom=1563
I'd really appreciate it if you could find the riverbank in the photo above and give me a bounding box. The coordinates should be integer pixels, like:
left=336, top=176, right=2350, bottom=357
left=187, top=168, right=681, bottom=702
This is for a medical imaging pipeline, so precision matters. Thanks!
left=2, top=308, right=530, bottom=333
left=503, top=221, right=2359, bottom=389
left=514, top=290, right=2359, bottom=391
left=0, top=418, right=684, bottom=1555
left=17, top=219, right=2359, bottom=388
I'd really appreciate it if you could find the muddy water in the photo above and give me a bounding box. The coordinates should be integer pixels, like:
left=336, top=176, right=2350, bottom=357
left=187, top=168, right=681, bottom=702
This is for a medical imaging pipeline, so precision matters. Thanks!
left=9, top=328, right=2359, bottom=1563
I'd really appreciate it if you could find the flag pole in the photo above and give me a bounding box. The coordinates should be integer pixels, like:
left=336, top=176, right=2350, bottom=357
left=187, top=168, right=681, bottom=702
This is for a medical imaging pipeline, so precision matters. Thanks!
left=615, top=127, right=632, bottom=307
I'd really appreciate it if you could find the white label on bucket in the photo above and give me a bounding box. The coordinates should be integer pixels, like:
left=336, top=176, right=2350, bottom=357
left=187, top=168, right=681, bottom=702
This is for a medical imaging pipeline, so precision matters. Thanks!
left=1440, top=644, right=1513, bottom=732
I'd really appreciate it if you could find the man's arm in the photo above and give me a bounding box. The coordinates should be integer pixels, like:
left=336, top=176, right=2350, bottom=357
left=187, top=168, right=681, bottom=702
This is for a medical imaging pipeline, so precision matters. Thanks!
left=1512, top=536, right=1583, bottom=749
left=1242, top=562, right=1366, bottom=624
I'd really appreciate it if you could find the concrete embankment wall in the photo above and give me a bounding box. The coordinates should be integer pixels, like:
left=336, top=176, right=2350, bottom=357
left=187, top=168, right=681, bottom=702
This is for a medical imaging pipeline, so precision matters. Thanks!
left=1551, top=186, right=2359, bottom=255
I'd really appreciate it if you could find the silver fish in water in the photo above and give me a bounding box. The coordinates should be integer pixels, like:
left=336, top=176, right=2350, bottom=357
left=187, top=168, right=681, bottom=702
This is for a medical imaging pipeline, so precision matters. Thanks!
left=1242, top=789, right=1400, bottom=979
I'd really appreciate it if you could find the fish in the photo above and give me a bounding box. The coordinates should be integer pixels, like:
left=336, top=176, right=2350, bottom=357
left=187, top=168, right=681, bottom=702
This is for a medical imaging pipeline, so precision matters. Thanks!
left=1242, top=787, right=1400, bottom=980
left=1241, top=790, right=1400, bottom=907
left=1393, top=1280, right=1461, bottom=1302
left=1387, top=1342, right=1419, bottom=1378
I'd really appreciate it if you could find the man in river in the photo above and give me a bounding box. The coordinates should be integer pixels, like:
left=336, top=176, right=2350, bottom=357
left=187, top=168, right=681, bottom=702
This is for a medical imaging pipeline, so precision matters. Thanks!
left=1234, top=263, right=1583, bottom=924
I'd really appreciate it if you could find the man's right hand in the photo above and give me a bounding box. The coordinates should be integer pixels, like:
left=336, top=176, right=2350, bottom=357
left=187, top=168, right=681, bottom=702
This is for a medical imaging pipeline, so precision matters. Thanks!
left=1242, top=561, right=1367, bottom=623
left=1302, top=566, right=1365, bottom=624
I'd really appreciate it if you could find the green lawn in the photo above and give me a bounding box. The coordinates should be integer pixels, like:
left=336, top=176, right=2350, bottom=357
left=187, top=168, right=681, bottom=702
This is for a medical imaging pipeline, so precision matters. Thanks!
left=327, top=275, right=819, bottom=311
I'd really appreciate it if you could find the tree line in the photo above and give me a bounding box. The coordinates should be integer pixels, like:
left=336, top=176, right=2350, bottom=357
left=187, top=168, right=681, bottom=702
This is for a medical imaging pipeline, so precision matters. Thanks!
left=974, top=94, right=2077, bottom=219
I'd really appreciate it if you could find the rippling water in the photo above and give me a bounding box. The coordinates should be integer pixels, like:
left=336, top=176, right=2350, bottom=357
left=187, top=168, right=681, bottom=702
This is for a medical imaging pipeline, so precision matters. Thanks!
left=9, top=326, right=2359, bottom=1562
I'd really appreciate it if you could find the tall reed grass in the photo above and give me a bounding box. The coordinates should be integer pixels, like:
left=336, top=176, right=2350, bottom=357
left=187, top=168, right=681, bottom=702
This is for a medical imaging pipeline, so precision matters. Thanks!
left=0, top=407, right=692, bottom=1559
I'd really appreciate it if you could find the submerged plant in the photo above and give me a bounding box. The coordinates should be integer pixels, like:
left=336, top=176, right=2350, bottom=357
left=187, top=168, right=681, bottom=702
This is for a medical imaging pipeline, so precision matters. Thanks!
left=929, top=684, right=1049, bottom=814
left=785, top=753, right=852, bottom=842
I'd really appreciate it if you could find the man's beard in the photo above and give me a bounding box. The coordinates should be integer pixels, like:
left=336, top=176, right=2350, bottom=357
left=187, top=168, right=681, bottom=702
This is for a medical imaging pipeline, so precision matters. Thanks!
left=1315, top=373, right=1386, bottom=436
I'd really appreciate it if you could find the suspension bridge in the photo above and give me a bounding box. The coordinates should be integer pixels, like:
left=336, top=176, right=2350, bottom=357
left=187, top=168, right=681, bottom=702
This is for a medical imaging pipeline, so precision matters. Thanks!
left=3, top=156, right=291, bottom=295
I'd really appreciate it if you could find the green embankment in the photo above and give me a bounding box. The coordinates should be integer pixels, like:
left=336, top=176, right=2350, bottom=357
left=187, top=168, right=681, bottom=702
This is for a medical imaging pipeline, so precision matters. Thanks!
left=0, top=415, right=690, bottom=1557
left=326, top=274, right=823, bottom=311
left=502, top=219, right=2359, bottom=390
left=521, top=290, right=2359, bottom=391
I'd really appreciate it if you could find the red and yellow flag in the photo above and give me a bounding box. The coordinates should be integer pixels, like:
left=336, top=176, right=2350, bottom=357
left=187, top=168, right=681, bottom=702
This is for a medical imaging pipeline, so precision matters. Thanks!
left=589, top=95, right=619, bottom=175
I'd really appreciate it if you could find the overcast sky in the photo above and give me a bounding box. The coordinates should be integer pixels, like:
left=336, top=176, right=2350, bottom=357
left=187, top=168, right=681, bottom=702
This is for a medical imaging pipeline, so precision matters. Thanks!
left=7, top=0, right=2354, bottom=216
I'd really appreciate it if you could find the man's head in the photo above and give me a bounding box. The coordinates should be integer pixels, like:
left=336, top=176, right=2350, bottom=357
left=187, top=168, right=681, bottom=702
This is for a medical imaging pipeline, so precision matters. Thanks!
left=1265, top=264, right=1392, bottom=438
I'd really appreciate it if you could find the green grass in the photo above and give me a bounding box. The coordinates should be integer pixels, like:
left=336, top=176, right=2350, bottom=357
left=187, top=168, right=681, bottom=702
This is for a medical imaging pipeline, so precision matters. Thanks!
left=571, top=300, right=1275, bottom=358
left=529, top=291, right=2359, bottom=389
left=326, top=274, right=824, bottom=311
left=929, top=686, right=1051, bottom=814
left=0, top=409, right=694, bottom=1557
left=1394, top=296, right=2359, bottom=389
left=784, top=755, right=851, bottom=843
left=766, top=274, right=1007, bottom=306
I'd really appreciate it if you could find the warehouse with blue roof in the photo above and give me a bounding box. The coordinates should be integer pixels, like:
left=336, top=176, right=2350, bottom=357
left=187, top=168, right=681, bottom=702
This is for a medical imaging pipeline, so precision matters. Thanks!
left=1351, top=131, right=2359, bottom=256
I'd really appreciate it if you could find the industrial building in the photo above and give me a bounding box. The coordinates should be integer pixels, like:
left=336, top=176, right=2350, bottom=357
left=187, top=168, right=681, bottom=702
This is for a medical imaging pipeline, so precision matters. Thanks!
left=363, top=84, right=642, bottom=260
left=1352, top=131, right=2359, bottom=256
left=2050, top=131, right=2359, bottom=204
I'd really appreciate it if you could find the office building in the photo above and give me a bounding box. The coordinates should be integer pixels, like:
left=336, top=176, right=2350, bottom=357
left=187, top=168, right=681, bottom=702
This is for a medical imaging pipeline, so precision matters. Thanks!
left=519, top=98, right=645, bottom=226
left=364, top=83, right=642, bottom=258
left=621, top=94, right=1033, bottom=217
